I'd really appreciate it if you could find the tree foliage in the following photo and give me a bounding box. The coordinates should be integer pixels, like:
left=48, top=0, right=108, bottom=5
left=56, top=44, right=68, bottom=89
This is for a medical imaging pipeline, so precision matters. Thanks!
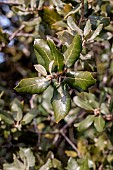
left=0, top=0, right=113, bottom=169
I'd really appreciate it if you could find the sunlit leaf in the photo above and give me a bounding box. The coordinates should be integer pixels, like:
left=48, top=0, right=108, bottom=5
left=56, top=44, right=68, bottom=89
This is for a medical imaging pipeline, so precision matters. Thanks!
left=3, top=154, right=24, bottom=170
left=88, top=24, right=103, bottom=41
left=65, top=71, right=96, bottom=90
left=34, top=39, right=53, bottom=71
left=64, top=34, right=82, bottom=67
left=84, top=19, right=92, bottom=37
left=65, top=150, right=77, bottom=157
left=78, top=115, right=94, bottom=131
left=19, top=147, right=35, bottom=167
left=66, top=157, right=80, bottom=170
left=67, top=16, right=83, bottom=36
left=94, top=115, right=105, bottom=132
left=65, top=3, right=81, bottom=19
left=39, top=6, right=61, bottom=27
left=39, top=159, right=52, bottom=170
left=21, top=108, right=38, bottom=125
left=51, top=83, right=71, bottom=123
left=34, top=64, right=47, bottom=76
left=14, top=77, right=51, bottom=94
left=47, top=37, right=64, bottom=72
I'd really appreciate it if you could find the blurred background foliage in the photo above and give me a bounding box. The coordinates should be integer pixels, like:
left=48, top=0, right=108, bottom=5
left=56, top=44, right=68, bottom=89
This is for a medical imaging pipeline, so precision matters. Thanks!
left=0, top=0, right=113, bottom=169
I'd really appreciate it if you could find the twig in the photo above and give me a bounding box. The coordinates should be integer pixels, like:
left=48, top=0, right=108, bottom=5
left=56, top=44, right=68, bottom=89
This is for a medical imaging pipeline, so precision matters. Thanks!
left=9, top=24, right=25, bottom=41
left=60, top=131, right=81, bottom=158
left=79, top=0, right=84, bottom=26
left=0, top=1, right=22, bottom=5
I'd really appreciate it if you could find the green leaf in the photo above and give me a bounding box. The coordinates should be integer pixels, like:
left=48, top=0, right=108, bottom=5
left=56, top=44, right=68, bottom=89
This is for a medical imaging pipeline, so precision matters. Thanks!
left=34, top=39, right=53, bottom=71
left=78, top=115, right=94, bottom=131
left=14, top=77, right=51, bottom=94
left=74, top=96, right=94, bottom=111
left=19, top=147, right=35, bottom=167
left=21, top=108, right=38, bottom=125
left=67, top=16, right=83, bottom=36
left=47, top=37, right=64, bottom=72
left=84, top=19, right=92, bottom=37
left=3, top=154, right=24, bottom=170
left=11, top=98, right=23, bottom=122
left=88, top=24, right=103, bottom=41
left=64, top=34, right=82, bottom=67
left=39, top=6, right=61, bottom=27
left=0, top=110, right=14, bottom=125
left=39, top=159, right=52, bottom=170
left=100, top=103, right=109, bottom=115
left=89, top=15, right=110, bottom=28
left=51, top=83, right=71, bottom=123
left=34, top=49, right=45, bottom=68
left=65, top=3, right=81, bottom=19
left=65, top=71, right=96, bottom=90
left=74, top=92, right=99, bottom=111
left=34, top=64, right=47, bottom=76
left=66, top=157, right=80, bottom=170
left=80, top=157, right=90, bottom=170
left=94, top=115, right=105, bottom=132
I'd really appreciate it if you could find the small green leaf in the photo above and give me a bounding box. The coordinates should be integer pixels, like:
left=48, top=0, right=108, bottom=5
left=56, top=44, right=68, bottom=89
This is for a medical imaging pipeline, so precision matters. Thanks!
left=94, top=115, right=105, bottom=132
left=39, top=159, right=52, bottom=170
left=84, top=19, right=92, bottom=37
left=49, top=60, right=54, bottom=74
left=21, top=108, right=38, bottom=125
left=88, top=24, right=103, bottom=41
left=78, top=115, right=94, bottom=131
left=51, top=83, right=71, bottom=123
left=11, top=98, right=23, bottom=122
left=67, top=16, right=83, bottom=36
left=64, top=34, right=82, bottom=67
left=34, top=64, right=47, bottom=76
left=39, top=6, right=61, bottom=27
left=66, top=157, right=80, bottom=170
left=14, top=77, right=51, bottom=94
left=100, top=103, right=109, bottom=115
left=19, top=147, right=35, bottom=167
left=34, top=49, right=45, bottom=68
left=74, top=92, right=99, bottom=111
left=47, top=37, right=64, bottom=72
left=0, top=110, right=14, bottom=125
left=3, top=154, right=24, bottom=170
left=74, top=96, right=94, bottom=111
left=65, top=71, right=96, bottom=90
left=80, top=157, right=90, bottom=170
left=34, top=39, right=53, bottom=71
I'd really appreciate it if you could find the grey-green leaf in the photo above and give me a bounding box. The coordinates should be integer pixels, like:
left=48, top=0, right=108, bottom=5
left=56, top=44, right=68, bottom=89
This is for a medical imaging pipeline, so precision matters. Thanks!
left=88, top=24, right=103, bottom=41
left=67, top=16, right=83, bottom=36
left=21, top=108, right=38, bottom=125
left=78, top=115, right=94, bottom=131
left=34, top=39, right=53, bottom=71
left=14, top=77, right=51, bottom=94
left=11, top=98, right=23, bottom=122
left=34, top=64, right=47, bottom=76
left=0, top=110, right=14, bottom=125
left=47, top=37, right=64, bottom=72
left=64, top=34, right=82, bottom=67
left=34, top=49, right=45, bottom=67
left=65, top=71, right=96, bottom=90
left=73, top=92, right=99, bottom=111
left=84, top=19, right=92, bottom=37
left=94, top=115, right=105, bottom=132
left=51, top=83, right=71, bottom=123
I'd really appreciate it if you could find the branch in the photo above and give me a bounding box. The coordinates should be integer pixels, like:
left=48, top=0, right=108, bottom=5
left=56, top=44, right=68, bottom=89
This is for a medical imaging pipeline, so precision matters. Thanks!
left=79, top=0, right=84, bottom=26
left=9, top=24, right=25, bottom=41
left=60, top=131, right=81, bottom=158
left=0, top=1, right=22, bottom=5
